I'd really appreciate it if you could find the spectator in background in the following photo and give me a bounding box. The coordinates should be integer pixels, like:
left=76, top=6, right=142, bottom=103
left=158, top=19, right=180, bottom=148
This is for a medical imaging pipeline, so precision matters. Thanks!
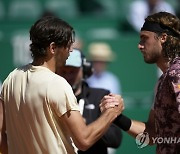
left=73, top=35, right=84, bottom=50
left=57, top=49, right=122, bottom=154
left=127, top=0, right=175, bottom=32
left=86, top=42, right=121, bottom=95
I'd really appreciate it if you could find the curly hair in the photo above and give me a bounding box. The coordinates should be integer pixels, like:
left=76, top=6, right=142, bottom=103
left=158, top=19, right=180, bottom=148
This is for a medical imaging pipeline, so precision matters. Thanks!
left=145, top=12, right=180, bottom=61
left=29, top=16, right=75, bottom=59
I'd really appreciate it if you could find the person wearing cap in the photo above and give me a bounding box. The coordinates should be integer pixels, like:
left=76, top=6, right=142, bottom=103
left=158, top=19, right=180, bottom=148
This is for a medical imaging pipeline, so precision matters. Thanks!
left=0, top=16, right=124, bottom=154
left=86, top=42, right=122, bottom=94
left=101, top=12, right=180, bottom=153
left=56, top=49, right=123, bottom=154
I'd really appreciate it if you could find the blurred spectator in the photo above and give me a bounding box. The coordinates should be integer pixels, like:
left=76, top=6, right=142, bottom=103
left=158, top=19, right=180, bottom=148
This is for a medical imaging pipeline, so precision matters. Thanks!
left=127, top=0, right=175, bottom=32
left=57, top=49, right=122, bottom=154
left=73, top=35, right=84, bottom=50
left=86, top=42, right=122, bottom=94
left=86, top=42, right=122, bottom=154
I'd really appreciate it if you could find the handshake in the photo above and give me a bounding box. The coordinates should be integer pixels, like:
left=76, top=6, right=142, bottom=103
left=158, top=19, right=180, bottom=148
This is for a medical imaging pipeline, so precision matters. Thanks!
left=99, top=94, right=131, bottom=131
left=100, top=93, right=124, bottom=115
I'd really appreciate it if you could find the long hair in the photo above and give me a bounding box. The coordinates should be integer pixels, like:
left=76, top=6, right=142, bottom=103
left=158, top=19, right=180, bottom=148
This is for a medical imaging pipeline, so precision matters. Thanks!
left=145, top=12, right=180, bottom=61
left=29, top=16, right=75, bottom=59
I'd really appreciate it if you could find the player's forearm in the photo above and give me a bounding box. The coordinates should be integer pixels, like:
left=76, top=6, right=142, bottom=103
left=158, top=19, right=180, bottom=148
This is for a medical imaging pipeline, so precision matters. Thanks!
left=114, top=114, right=145, bottom=137
left=114, top=112, right=155, bottom=145
left=128, top=121, right=155, bottom=145
left=127, top=120, right=145, bottom=138
left=75, top=108, right=118, bottom=151
left=69, top=95, right=124, bottom=151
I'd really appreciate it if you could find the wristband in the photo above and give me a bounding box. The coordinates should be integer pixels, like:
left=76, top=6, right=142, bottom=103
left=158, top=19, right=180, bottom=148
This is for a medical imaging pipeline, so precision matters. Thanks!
left=114, top=114, right=132, bottom=131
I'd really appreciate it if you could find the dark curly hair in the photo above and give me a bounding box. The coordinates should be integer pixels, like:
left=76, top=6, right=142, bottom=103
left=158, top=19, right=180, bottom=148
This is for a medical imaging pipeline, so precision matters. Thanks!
left=29, top=16, right=75, bottom=59
left=145, top=12, right=180, bottom=61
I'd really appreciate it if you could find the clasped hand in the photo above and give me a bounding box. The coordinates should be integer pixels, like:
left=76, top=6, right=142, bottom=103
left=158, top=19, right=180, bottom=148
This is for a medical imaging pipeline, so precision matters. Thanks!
left=99, top=94, right=124, bottom=115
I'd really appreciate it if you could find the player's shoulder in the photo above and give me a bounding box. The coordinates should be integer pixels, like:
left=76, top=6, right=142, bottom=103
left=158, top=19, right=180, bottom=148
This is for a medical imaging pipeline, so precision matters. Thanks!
left=51, top=73, right=70, bottom=86
left=169, top=58, right=180, bottom=70
left=168, top=57, right=180, bottom=77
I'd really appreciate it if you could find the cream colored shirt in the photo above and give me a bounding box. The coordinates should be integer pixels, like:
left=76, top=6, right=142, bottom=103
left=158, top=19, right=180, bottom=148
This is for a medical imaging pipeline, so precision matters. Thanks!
left=0, top=64, right=79, bottom=154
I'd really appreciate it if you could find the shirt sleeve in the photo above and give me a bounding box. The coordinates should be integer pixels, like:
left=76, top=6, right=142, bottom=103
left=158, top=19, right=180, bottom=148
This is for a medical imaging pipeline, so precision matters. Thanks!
left=47, top=76, right=79, bottom=117
left=168, top=65, right=180, bottom=113
left=151, top=79, right=161, bottom=110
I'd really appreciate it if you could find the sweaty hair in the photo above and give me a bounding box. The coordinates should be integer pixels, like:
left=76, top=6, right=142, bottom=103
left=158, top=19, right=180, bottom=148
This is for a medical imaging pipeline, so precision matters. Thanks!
left=29, top=16, right=75, bottom=59
left=145, top=12, right=180, bottom=60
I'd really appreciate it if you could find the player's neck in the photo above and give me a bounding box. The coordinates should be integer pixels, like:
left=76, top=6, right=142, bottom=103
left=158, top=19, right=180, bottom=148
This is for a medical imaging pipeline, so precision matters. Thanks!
left=32, top=57, right=55, bottom=72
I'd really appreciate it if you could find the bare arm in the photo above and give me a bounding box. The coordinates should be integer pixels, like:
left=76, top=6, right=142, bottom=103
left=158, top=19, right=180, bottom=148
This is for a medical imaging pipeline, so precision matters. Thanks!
left=100, top=97, right=155, bottom=145
left=0, top=99, right=8, bottom=153
left=124, top=109, right=155, bottom=145
left=61, top=95, right=124, bottom=151
left=128, top=110, right=155, bottom=135
left=127, top=120, right=145, bottom=138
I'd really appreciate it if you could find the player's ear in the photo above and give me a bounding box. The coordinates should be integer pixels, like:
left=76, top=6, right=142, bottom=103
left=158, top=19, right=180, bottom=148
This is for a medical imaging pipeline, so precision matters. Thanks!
left=160, top=33, right=168, bottom=43
left=49, top=42, right=56, bottom=55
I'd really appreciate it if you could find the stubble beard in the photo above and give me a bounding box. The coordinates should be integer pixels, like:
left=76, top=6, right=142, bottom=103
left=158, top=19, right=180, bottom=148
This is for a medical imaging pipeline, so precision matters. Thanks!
left=144, top=52, right=159, bottom=64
